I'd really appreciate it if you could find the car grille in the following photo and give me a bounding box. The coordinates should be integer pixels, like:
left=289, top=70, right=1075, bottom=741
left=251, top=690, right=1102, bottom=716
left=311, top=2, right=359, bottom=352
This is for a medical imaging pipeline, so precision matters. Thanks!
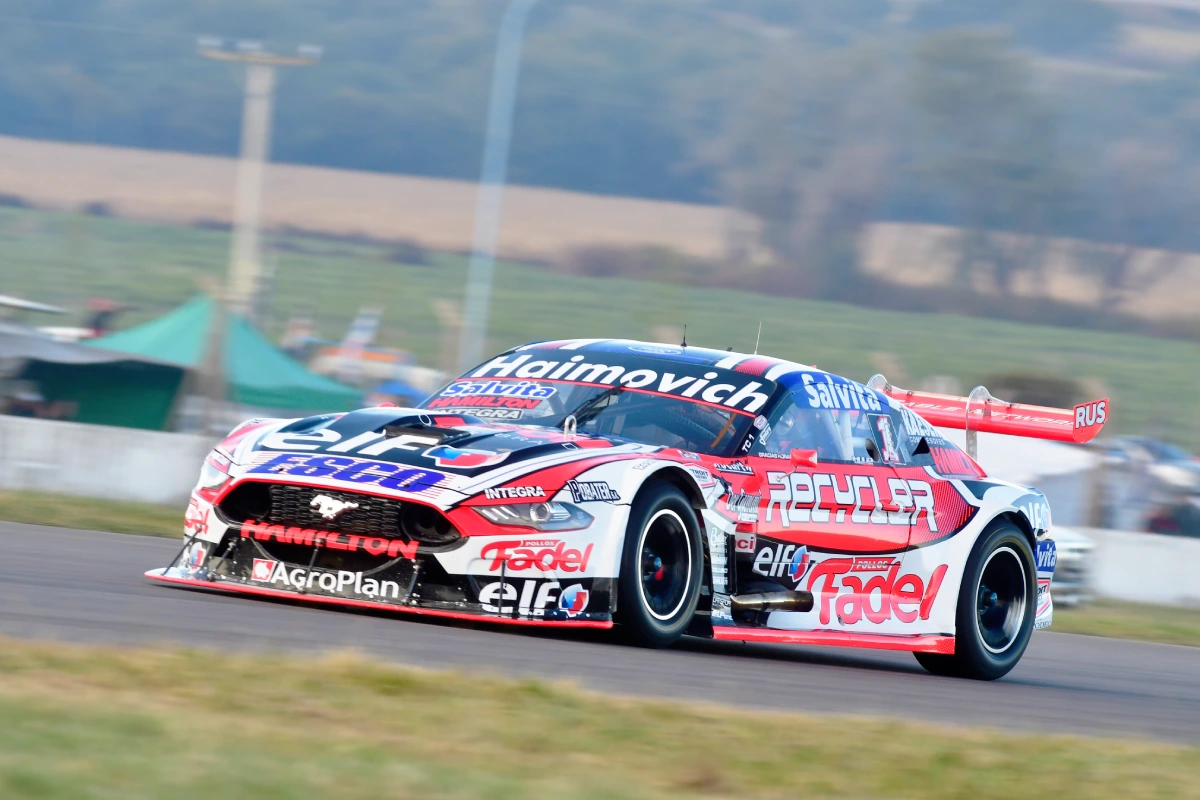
left=265, top=485, right=402, bottom=536
left=219, top=482, right=460, bottom=545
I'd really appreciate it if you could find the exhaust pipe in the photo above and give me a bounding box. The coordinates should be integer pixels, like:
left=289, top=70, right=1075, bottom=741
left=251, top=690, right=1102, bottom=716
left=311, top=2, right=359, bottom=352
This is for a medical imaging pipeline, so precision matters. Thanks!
left=730, top=590, right=814, bottom=613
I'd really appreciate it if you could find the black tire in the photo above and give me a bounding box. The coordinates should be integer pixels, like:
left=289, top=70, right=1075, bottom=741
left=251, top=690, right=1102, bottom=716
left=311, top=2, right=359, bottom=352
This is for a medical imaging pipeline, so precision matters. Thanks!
left=616, top=482, right=703, bottom=648
left=915, top=520, right=1036, bottom=681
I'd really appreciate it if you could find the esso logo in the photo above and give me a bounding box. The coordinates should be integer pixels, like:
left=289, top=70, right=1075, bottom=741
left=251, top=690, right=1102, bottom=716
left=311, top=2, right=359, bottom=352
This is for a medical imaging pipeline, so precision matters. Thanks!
left=479, top=539, right=593, bottom=573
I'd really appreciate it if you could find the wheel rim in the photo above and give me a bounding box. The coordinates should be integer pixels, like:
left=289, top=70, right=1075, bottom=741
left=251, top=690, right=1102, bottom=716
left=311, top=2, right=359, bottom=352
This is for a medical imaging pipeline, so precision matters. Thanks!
left=637, top=509, right=692, bottom=621
left=976, top=546, right=1027, bottom=654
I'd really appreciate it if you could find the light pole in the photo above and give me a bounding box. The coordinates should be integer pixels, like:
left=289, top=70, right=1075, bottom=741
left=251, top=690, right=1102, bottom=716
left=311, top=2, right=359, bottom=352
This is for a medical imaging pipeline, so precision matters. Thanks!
left=456, top=0, right=539, bottom=372
left=198, top=38, right=321, bottom=322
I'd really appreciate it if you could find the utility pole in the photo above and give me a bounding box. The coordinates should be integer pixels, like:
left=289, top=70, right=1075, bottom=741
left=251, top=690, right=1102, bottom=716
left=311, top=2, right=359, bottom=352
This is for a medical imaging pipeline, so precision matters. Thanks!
left=456, top=0, right=539, bottom=372
left=198, top=38, right=320, bottom=322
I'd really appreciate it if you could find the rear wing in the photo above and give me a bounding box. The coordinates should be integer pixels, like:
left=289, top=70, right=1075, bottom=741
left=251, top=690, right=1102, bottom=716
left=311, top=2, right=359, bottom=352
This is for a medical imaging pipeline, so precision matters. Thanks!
left=866, top=375, right=1108, bottom=458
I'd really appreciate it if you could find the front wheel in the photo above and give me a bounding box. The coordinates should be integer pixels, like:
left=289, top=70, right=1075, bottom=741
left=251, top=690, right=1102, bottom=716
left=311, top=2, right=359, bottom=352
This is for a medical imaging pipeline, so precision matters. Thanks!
left=616, top=483, right=703, bottom=648
left=915, top=520, right=1036, bottom=680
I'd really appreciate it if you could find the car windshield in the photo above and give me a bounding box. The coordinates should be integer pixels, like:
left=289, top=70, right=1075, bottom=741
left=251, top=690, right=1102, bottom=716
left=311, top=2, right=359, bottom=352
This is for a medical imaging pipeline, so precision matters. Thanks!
left=420, top=355, right=773, bottom=456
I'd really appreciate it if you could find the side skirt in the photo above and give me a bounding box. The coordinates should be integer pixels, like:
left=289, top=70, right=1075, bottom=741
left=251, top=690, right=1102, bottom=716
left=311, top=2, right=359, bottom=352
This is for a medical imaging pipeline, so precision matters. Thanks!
left=712, top=627, right=954, bottom=654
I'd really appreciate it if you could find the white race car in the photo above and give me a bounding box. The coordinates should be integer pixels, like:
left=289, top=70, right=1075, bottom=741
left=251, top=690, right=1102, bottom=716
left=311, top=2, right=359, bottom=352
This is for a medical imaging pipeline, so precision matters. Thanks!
left=148, top=339, right=1108, bottom=680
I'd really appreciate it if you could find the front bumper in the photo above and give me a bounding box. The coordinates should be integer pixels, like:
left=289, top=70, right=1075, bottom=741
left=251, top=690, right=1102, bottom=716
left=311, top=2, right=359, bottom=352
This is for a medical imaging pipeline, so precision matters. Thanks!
left=148, top=523, right=613, bottom=628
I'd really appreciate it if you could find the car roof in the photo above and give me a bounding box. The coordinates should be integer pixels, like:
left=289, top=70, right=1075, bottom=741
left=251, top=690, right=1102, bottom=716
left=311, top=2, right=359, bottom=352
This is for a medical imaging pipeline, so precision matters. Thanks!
left=511, top=337, right=826, bottom=383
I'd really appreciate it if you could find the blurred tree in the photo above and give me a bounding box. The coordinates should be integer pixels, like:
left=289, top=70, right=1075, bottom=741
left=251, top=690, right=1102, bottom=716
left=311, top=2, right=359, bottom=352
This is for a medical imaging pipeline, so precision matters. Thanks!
left=706, top=41, right=897, bottom=299
left=909, top=30, right=1071, bottom=296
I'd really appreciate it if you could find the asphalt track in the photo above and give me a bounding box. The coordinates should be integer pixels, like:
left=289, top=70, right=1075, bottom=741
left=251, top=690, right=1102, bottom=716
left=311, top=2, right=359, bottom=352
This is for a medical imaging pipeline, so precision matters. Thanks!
left=2, top=522, right=1199, bottom=744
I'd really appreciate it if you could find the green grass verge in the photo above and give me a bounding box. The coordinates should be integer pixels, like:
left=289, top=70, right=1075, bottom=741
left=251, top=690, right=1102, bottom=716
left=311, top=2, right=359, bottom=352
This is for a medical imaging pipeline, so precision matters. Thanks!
left=1052, top=599, right=1200, bottom=648
left=2, top=206, right=1199, bottom=446
left=0, top=638, right=1197, bottom=800
left=0, top=491, right=182, bottom=537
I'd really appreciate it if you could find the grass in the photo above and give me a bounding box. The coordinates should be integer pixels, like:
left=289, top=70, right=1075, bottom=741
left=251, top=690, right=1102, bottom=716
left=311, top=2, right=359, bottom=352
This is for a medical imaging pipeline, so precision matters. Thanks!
left=2, top=206, right=1198, bottom=445
left=0, top=491, right=182, bottom=538
left=0, top=637, right=1197, bottom=800
left=1053, top=599, right=1200, bottom=648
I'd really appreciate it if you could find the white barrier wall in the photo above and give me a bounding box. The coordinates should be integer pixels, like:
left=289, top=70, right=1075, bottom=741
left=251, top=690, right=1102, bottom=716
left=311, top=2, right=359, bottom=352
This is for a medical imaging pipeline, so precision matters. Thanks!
left=1079, top=527, right=1200, bottom=607
left=0, top=415, right=212, bottom=506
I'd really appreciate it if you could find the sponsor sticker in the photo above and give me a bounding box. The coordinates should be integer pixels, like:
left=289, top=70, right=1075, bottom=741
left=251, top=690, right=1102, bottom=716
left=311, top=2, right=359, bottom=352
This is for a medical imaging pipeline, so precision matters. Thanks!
left=424, top=445, right=508, bottom=469
left=440, top=380, right=556, bottom=399
left=254, top=561, right=404, bottom=600
left=478, top=579, right=590, bottom=618
left=251, top=558, right=277, bottom=582
left=240, top=521, right=419, bottom=559
left=752, top=544, right=811, bottom=584
left=806, top=558, right=948, bottom=626
left=479, top=539, right=594, bottom=573
left=714, top=460, right=754, bottom=475
left=469, top=408, right=524, bottom=420
left=567, top=480, right=620, bottom=503
left=483, top=486, right=546, bottom=500
left=765, top=471, right=937, bottom=530
left=734, top=531, right=756, bottom=554
left=249, top=454, right=448, bottom=494
left=184, top=543, right=207, bottom=574
left=469, top=354, right=771, bottom=414
left=1036, top=540, right=1057, bottom=573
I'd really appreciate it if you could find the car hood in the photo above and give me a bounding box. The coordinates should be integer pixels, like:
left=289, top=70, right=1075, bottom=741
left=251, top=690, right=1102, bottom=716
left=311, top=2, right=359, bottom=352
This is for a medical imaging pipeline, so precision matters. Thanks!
left=241, top=407, right=630, bottom=475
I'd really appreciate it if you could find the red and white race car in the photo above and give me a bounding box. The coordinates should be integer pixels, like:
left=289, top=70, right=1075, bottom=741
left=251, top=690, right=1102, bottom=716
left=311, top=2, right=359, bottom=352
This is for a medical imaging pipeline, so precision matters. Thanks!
left=149, top=339, right=1108, bottom=680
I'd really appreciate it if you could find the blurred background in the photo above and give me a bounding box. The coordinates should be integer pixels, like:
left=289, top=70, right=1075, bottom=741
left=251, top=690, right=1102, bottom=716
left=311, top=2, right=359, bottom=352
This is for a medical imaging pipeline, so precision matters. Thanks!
left=2, top=0, right=1199, bottom=601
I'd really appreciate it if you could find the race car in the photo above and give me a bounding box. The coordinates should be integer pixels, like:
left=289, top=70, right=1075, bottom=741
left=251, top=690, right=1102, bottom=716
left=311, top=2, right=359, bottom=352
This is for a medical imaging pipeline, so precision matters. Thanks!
left=148, top=339, right=1108, bottom=680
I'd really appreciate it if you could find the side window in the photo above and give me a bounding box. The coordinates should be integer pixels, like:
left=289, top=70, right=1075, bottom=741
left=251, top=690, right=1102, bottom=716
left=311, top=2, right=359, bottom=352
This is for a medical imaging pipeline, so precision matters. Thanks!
left=751, top=396, right=887, bottom=465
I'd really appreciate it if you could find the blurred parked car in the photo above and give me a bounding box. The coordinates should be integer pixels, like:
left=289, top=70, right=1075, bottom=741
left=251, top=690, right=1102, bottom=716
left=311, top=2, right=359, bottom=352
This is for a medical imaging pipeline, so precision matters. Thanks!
left=1095, top=436, right=1200, bottom=493
left=1048, top=526, right=1094, bottom=606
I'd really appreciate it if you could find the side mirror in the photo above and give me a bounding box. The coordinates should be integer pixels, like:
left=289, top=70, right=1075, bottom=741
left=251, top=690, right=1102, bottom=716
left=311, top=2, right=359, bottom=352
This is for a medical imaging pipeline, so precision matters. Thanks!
left=790, top=449, right=819, bottom=468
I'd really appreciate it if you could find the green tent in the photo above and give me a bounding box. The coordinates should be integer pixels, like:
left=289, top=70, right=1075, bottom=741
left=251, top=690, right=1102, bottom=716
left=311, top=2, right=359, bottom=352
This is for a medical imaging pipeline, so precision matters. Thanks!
left=89, top=296, right=362, bottom=412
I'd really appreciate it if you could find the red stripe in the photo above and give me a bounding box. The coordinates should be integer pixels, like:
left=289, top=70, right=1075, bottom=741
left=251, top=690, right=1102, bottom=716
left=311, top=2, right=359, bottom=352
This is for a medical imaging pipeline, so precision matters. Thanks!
left=733, top=356, right=782, bottom=377
left=712, top=627, right=954, bottom=654
left=146, top=572, right=612, bottom=629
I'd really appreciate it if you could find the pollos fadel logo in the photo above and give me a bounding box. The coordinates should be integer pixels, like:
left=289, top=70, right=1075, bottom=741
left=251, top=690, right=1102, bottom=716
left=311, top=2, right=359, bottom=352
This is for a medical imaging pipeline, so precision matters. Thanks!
left=806, top=558, right=948, bottom=626
left=479, top=539, right=594, bottom=573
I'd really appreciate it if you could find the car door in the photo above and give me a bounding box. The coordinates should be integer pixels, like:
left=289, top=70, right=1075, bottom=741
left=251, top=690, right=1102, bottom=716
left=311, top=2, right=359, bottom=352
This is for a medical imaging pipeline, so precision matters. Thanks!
left=728, top=385, right=918, bottom=629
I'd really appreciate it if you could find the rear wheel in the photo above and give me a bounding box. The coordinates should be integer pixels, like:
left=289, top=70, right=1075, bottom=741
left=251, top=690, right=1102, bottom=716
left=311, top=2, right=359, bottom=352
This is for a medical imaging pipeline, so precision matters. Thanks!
left=616, top=483, right=703, bottom=648
left=915, top=520, right=1035, bottom=680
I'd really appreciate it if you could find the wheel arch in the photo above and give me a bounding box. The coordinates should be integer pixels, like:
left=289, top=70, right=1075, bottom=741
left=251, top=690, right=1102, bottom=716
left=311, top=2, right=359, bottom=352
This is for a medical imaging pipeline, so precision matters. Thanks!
left=618, top=465, right=713, bottom=612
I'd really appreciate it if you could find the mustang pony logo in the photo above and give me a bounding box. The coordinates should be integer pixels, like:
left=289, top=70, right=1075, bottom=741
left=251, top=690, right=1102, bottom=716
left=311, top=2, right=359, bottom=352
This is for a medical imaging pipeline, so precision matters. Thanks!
left=310, top=494, right=359, bottom=520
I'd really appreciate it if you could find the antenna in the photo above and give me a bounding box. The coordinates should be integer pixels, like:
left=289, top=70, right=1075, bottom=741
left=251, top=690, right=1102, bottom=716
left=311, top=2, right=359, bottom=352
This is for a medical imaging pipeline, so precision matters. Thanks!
left=681, top=325, right=687, bottom=348
left=753, top=321, right=762, bottom=355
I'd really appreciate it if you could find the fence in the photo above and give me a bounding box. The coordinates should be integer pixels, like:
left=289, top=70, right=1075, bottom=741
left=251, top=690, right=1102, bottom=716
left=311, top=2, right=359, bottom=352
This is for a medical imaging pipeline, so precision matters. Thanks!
left=0, top=415, right=211, bottom=506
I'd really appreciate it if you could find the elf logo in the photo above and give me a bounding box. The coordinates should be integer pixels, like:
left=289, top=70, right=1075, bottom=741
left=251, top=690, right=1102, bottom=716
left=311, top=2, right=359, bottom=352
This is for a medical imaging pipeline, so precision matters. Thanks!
left=753, top=544, right=811, bottom=585
left=478, top=579, right=590, bottom=618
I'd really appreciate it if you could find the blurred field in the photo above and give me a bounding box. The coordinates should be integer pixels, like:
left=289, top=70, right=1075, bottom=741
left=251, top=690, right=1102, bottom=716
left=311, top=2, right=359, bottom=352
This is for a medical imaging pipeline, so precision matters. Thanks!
left=0, top=134, right=736, bottom=261
left=4, top=135, right=1200, bottom=322
left=2, top=205, right=1197, bottom=446
left=0, top=491, right=181, bottom=538
left=1053, top=599, right=1200, bottom=648
left=1, top=638, right=1198, bottom=800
